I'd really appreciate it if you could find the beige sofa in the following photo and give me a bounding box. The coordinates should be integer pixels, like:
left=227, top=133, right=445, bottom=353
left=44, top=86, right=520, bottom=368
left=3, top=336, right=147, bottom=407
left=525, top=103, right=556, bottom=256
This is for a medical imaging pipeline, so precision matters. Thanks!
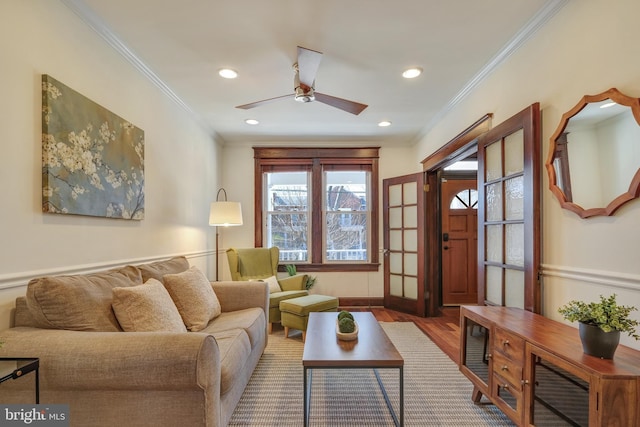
left=0, top=256, right=268, bottom=427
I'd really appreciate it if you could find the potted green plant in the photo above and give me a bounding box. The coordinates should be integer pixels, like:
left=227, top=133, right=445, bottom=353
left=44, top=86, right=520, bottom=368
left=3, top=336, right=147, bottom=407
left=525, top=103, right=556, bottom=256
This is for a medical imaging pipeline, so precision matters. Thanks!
left=285, top=264, right=316, bottom=290
left=558, top=294, right=640, bottom=359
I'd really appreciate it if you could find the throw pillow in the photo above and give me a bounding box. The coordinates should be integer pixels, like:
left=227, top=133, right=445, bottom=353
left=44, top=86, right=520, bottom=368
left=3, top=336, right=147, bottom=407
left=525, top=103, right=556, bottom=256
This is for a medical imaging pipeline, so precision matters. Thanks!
left=263, top=275, right=281, bottom=293
left=163, top=266, right=222, bottom=331
left=112, top=279, right=187, bottom=333
left=136, top=256, right=189, bottom=284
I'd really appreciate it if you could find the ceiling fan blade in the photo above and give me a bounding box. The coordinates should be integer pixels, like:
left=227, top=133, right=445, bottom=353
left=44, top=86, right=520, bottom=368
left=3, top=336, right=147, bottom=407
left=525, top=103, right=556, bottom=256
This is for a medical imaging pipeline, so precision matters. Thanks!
left=297, top=46, right=323, bottom=88
left=235, top=94, right=292, bottom=110
left=314, top=92, right=368, bottom=115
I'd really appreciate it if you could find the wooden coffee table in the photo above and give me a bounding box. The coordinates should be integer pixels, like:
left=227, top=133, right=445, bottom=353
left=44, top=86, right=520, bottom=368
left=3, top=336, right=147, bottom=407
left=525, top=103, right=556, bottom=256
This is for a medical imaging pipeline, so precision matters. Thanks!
left=302, top=312, right=404, bottom=426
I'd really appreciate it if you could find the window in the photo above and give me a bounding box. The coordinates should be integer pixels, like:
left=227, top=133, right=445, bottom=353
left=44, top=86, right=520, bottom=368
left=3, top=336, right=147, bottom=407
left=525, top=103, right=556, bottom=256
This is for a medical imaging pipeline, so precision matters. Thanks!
left=255, top=147, right=379, bottom=272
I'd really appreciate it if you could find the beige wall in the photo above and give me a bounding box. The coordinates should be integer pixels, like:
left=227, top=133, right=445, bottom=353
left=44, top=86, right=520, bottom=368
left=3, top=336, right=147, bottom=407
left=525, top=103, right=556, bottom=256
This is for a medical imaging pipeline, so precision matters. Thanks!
left=414, top=0, right=640, bottom=349
left=0, top=1, right=221, bottom=329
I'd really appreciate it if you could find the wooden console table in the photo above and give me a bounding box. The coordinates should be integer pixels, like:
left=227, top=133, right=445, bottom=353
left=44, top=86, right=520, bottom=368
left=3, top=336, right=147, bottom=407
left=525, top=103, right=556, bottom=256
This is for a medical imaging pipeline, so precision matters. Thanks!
left=459, top=306, right=640, bottom=426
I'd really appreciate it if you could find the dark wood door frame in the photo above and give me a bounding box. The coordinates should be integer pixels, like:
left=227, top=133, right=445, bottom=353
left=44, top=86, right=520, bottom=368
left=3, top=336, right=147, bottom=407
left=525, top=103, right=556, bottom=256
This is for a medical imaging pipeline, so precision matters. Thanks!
left=421, top=114, right=492, bottom=316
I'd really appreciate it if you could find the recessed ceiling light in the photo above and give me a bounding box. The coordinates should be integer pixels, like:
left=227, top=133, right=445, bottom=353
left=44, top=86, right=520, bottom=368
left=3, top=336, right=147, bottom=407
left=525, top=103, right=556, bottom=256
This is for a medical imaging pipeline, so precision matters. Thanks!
left=218, top=68, right=238, bottom=79
left=245, top=119, right=259, bottom=125
left=378, top=120, right=392, bottom=127
left=402, top=67, right=422, bottom=79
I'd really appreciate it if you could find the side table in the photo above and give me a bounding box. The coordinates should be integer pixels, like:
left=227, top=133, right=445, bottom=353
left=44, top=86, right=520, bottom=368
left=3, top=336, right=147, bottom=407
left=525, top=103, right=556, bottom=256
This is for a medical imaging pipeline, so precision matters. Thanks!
left=0, top=358, right=39, bottom=403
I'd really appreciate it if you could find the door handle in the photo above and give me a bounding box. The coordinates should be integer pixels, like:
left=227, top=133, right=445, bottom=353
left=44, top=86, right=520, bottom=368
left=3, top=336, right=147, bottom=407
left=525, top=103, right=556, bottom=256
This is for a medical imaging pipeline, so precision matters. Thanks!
left=443, top=246, right=449, bottom=250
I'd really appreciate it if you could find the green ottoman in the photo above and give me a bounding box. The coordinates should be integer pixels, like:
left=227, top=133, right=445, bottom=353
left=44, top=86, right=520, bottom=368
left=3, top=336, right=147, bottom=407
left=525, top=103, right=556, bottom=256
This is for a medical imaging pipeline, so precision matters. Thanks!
left=280, top=294, right=339, bottom=342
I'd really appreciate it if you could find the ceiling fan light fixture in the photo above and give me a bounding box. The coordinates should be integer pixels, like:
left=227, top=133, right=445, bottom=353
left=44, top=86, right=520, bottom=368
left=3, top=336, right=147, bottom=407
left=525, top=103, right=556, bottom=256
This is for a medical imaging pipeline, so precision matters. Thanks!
left=402, top=67, right=422, bottom=79
left=294, top=86, right=315, bottom=103
left=218, top=68, right=238, bottom=79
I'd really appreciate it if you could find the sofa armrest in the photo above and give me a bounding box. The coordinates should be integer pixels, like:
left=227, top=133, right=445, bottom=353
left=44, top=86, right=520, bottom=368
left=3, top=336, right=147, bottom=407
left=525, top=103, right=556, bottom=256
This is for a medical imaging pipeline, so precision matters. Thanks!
left=0, top=327, right=219, bottom=391
left=278, top=274, right=308, bottom=291
left=212, top=281, right=269, bottom=315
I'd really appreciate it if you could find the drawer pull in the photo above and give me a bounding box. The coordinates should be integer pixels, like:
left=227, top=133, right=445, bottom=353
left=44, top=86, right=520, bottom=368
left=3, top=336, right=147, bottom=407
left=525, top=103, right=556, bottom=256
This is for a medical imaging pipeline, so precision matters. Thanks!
left=502, top=383, right=509, bottom=390
left=522, top=380, right=530, bottom=385
left=501, top=365, right=508, bottom=371
left=502, top=339, right=510, bottom=346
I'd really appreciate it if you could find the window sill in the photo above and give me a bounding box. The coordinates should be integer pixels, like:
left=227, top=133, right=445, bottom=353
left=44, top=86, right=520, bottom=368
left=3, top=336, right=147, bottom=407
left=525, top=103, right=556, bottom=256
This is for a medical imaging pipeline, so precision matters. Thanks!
left=278, top=263, right=380, bottom=273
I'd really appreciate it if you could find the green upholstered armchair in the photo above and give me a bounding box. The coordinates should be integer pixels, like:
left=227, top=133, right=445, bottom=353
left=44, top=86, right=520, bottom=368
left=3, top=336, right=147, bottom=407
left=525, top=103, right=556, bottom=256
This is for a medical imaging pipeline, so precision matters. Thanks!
left=226, top=247, right=308, bottom=333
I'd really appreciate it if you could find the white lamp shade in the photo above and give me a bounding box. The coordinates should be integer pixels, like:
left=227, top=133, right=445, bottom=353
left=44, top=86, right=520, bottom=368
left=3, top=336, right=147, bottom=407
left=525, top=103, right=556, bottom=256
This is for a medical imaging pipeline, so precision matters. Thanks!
left=209, top=201, right=243, bottom=226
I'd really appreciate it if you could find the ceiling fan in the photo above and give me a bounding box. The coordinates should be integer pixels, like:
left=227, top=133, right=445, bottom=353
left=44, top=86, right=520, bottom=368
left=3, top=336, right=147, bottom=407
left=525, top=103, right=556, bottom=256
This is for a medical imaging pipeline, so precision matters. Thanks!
left=235, top=46, right=368, bottom=115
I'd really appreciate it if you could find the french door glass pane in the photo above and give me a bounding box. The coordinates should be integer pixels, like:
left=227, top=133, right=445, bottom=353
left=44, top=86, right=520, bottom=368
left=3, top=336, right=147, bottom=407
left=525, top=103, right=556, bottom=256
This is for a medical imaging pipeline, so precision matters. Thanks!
left=504, top=129, right=524, bottom=175
left=404, top=253, right=418, bottom=276
left=403, top=182, right=417, bottom=204
left=486, top=182, right=503, bottom=221
left=506, top=223, right=524, bottom=266
left=505, top=269, right=525, bottom=309
left=485, top=141, right=503, bottom=181
left=390, top=230, right=402, bottom=251
left=404, top=230, right=417, bottom=252
left=486, top=224, right=503, bottom=263
left=389, top=183, right=402, bottom=206
left=389, top=207, right=402, bottom=228
left=404, top=205, right=418, bottom=228
left=486, top=266, right=503, bottom=305
left=390, top=274, right=403, bottom=297
left=404, top=276, right=418, bottom=299
left=505, top=176, right=524, bottom=221
left=390, top=252, right=402, bottom=274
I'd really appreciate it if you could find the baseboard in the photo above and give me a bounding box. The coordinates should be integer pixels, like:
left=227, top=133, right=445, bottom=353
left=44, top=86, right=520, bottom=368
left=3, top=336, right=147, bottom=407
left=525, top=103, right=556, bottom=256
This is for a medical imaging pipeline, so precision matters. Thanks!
left=337, top=297, right=384, bottom=307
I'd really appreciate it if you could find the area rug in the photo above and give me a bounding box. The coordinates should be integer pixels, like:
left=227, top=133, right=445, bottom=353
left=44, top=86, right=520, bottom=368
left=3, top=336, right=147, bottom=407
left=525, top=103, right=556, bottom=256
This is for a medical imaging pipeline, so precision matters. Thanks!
left=229, top=322, right=515, bottom=426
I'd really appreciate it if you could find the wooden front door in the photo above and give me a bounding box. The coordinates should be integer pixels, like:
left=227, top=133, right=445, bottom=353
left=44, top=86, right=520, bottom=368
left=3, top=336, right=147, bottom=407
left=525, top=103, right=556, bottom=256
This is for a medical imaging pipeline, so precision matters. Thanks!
left=441, top=179, right=478, bottom=305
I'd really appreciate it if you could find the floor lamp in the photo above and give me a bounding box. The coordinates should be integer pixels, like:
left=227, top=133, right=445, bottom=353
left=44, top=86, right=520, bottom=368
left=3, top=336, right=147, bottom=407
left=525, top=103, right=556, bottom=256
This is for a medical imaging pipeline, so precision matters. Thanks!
left=209, top=188, right=243, bottom=281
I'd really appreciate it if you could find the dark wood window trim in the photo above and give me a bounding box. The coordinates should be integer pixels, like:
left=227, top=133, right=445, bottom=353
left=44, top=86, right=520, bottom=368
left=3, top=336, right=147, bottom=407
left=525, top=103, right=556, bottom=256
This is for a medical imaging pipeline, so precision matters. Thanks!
left=254, top=147, right=380, bottom=272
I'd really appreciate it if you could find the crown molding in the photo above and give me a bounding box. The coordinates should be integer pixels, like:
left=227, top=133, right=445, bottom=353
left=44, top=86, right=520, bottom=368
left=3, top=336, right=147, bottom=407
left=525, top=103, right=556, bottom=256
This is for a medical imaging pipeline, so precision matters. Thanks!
left=60, top=0, right=218, bottom=138
left=414, top=0, right=569, bottom=144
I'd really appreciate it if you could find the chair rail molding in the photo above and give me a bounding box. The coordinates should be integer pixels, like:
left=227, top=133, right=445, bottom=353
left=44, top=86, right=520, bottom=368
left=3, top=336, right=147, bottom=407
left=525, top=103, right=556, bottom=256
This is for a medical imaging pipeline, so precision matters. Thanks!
left=0, top=251, right=214, bottom=291
left=541, top=264, right=640, bottom=292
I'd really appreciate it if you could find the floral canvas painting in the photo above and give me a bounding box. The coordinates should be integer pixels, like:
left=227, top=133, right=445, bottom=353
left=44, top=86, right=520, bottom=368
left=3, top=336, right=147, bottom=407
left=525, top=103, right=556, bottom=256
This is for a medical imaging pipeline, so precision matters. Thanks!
left=42, top=75, right=144, bottom=220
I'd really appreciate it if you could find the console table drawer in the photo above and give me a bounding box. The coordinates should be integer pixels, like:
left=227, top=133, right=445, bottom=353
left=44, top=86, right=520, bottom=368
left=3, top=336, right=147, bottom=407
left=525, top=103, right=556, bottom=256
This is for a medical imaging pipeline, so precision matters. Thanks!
left=492, top=350, right=522, bottom=387
left=493, top=327, right=524, bottom=360
left=493, top=372, right=522, bottom=422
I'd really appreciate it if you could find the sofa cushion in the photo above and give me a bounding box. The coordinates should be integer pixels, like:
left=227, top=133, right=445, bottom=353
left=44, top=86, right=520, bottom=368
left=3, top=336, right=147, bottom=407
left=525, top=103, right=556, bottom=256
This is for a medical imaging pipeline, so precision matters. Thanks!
left=212, top=328, right=252, bottom=396
left=202, top=307, right=265, bottom=350
left=137, top=256, right=189, bottom=284
left=112, top=279, right=187, bottom=332
left=25, top=266, right=142, bottom=331
left=163, top=266, right=221, bottom=332
left=268, top=290, right=309, bottom=308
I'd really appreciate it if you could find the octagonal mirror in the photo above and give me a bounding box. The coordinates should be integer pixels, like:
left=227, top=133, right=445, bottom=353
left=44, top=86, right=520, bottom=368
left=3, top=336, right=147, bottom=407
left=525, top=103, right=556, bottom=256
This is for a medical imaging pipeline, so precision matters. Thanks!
left=546, top=88, right=640, bottom=218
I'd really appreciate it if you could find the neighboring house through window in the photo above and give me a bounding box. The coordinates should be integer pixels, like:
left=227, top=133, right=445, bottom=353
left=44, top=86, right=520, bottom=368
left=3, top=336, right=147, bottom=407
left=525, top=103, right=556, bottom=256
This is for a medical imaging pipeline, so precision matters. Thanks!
left=254, top=147, right=380, bottom=272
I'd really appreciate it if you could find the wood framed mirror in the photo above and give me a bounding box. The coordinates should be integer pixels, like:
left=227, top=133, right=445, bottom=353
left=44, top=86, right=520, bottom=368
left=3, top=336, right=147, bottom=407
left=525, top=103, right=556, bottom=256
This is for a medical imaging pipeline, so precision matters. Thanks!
left=546, top=88, right=640, bottom=218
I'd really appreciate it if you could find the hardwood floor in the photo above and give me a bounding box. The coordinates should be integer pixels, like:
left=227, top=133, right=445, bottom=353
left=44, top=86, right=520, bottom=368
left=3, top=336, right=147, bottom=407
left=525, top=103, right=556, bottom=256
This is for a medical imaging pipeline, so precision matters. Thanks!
left=348, top=306, right=462, bottom=364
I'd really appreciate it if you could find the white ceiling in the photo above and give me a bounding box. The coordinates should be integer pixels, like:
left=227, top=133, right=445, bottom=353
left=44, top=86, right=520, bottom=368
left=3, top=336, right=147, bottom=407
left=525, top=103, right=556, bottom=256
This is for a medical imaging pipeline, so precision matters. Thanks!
left=65, top=0, right=566, bottom=146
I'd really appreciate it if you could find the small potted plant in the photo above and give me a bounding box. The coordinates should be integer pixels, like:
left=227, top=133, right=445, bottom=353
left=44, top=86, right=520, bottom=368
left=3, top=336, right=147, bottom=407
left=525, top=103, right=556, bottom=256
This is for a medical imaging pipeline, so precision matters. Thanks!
left=285, top=264, right=316, bottom=290
left=558, top=294, right=640, bottom=359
